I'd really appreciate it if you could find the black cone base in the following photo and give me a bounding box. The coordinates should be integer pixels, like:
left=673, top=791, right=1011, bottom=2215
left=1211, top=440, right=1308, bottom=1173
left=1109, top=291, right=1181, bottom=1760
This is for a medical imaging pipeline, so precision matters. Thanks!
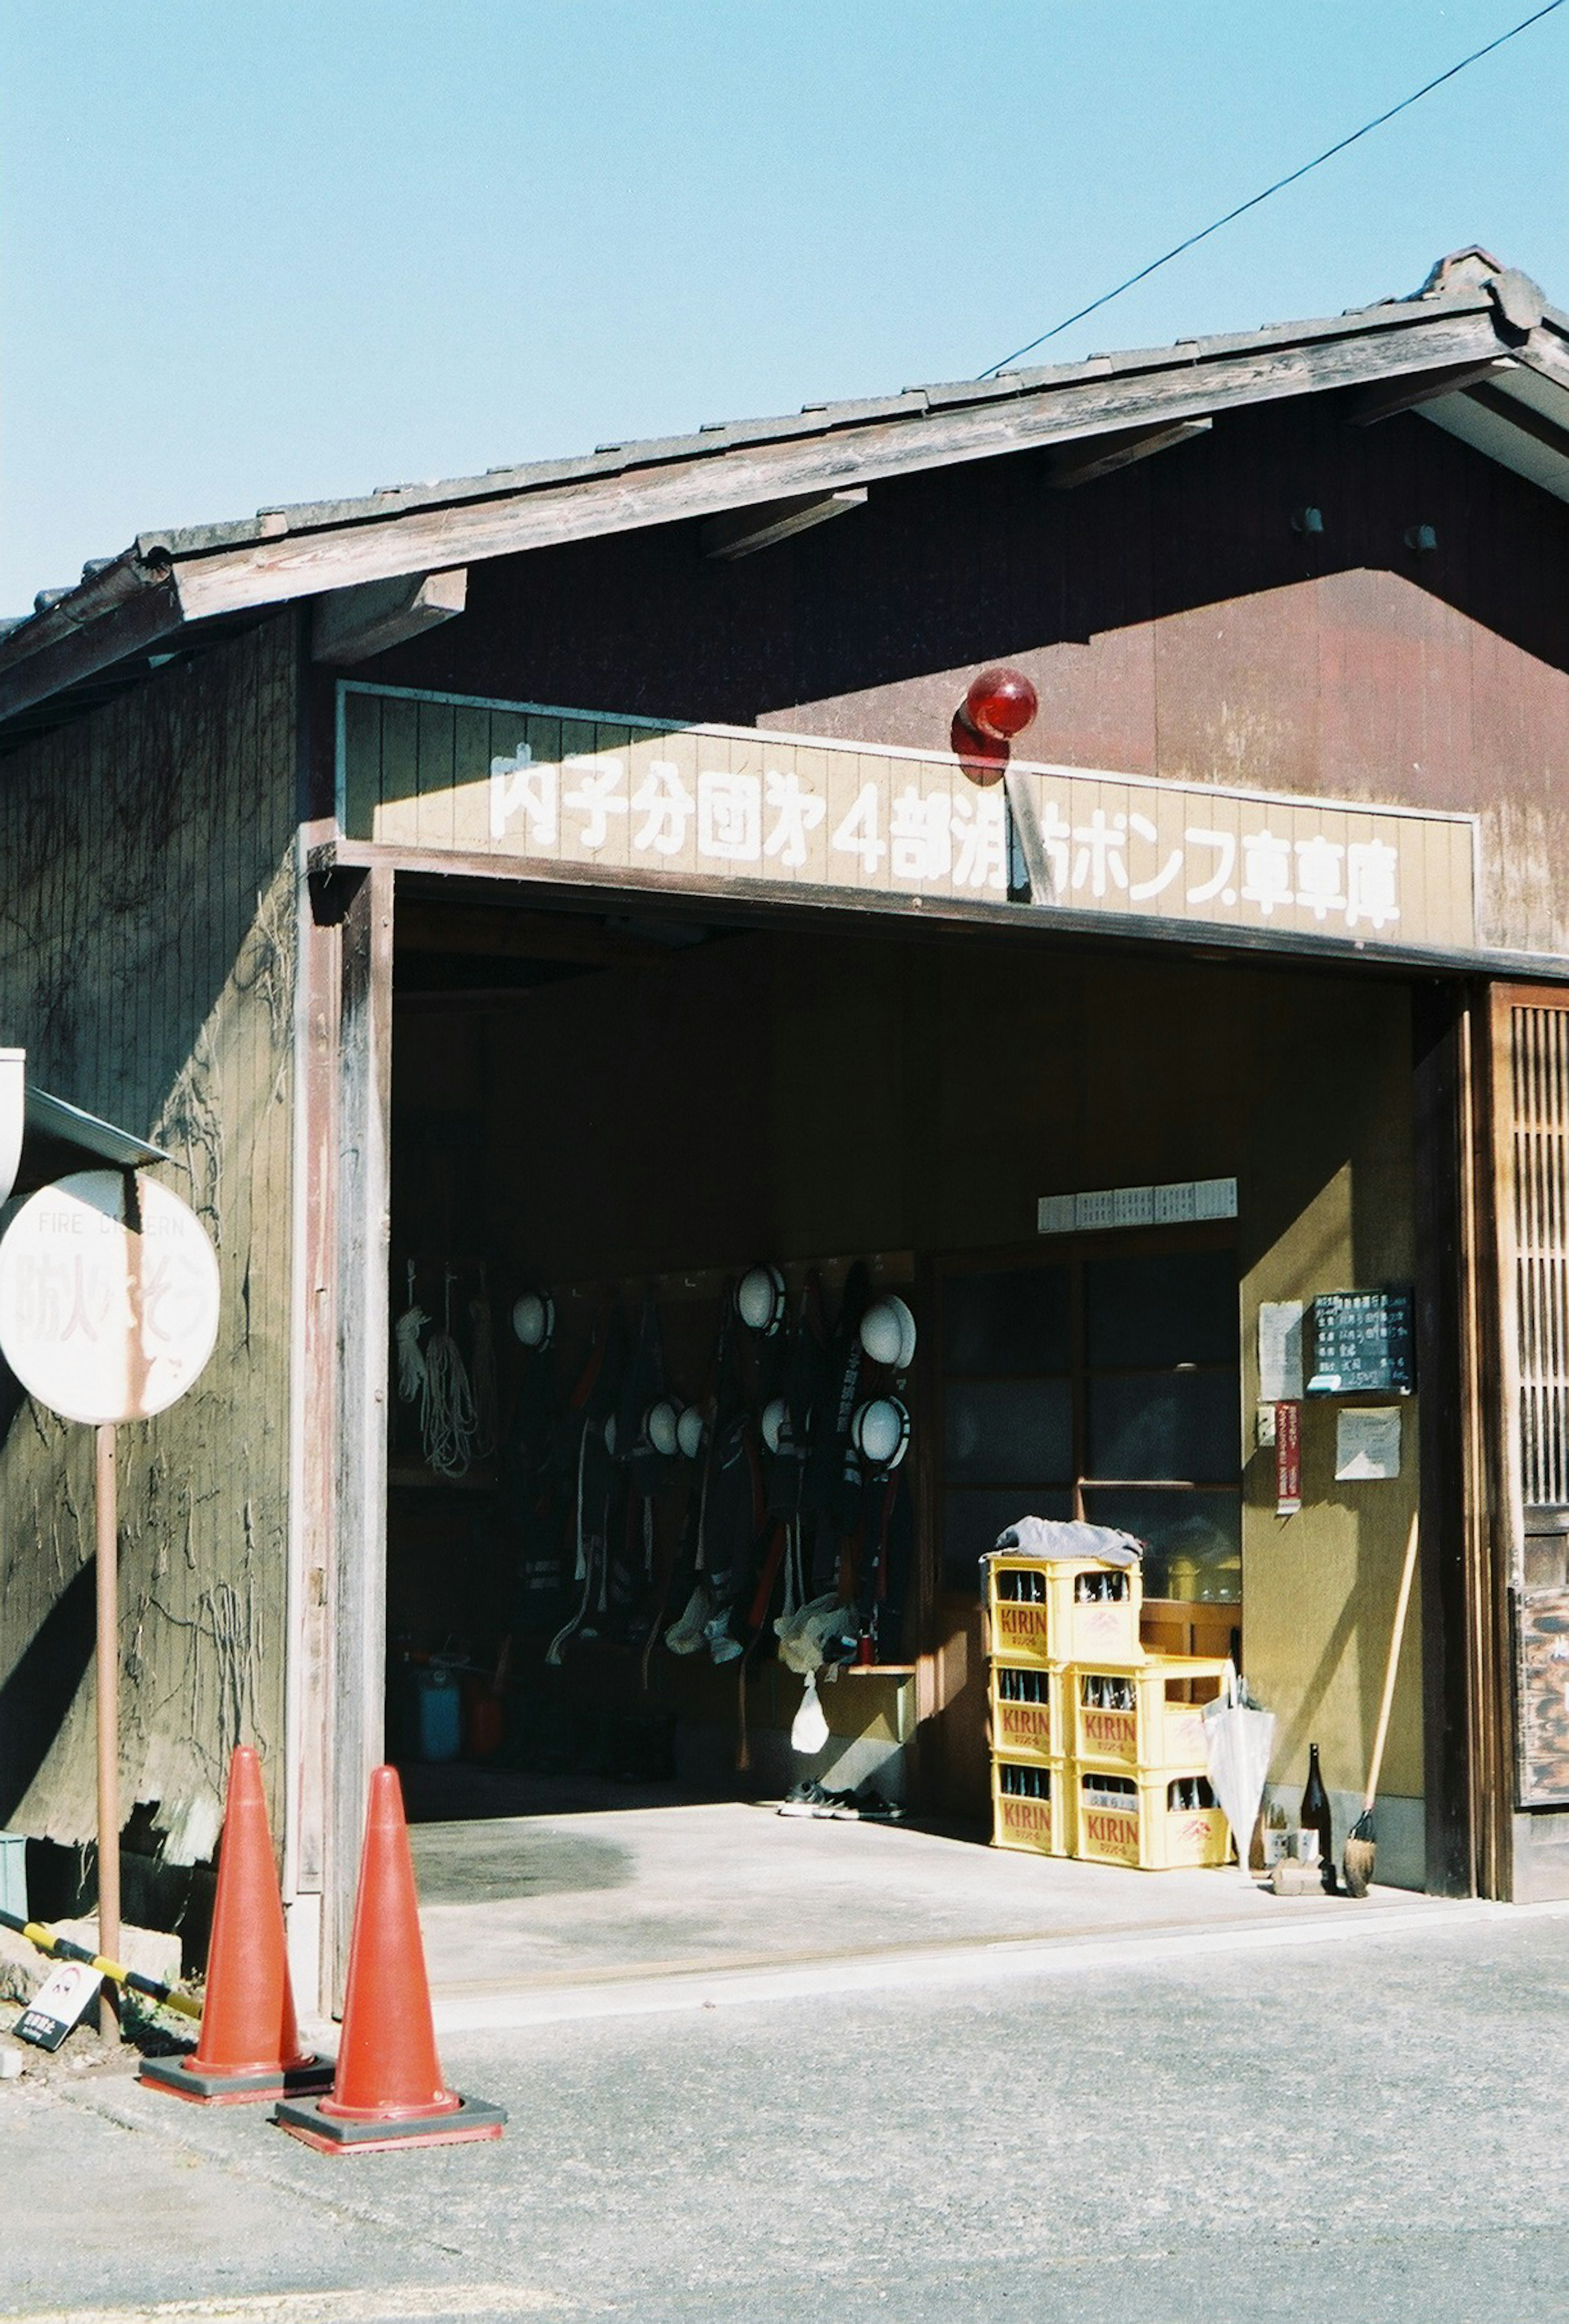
left=141, top=2052, right=335, bottom=2106
left=273, top=2090, right=507, bottom=2153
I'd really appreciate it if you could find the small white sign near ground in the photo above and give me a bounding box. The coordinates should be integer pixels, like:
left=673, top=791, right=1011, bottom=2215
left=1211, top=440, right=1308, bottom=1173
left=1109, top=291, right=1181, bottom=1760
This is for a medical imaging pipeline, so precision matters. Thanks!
left=14, top=1958, right=102, bottom=2051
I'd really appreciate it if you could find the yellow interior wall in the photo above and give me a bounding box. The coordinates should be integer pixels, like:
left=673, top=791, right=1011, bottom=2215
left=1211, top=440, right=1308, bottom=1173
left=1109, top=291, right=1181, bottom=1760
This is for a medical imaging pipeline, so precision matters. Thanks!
left=1242, top=1168, right=1424, bottom=1802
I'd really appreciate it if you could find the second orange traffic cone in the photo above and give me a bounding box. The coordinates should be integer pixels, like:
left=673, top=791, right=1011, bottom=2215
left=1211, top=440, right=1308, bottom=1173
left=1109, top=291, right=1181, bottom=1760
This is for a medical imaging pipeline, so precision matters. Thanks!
left=141, top=1745, right=332, bottom=2105
left=275, top=1765, right=505, bottom=2153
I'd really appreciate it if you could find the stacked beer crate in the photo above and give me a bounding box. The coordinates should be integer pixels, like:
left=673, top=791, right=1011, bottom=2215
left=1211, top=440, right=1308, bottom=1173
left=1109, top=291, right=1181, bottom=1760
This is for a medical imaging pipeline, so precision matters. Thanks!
left=986, top=1550, right=1233, bottom=1870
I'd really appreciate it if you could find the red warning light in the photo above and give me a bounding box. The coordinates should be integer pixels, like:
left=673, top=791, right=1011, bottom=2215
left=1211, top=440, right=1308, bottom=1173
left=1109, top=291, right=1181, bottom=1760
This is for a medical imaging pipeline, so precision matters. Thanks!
left=952, top=666, right=1039, bottom=784
left=964, top=667, right=1039, bottom=741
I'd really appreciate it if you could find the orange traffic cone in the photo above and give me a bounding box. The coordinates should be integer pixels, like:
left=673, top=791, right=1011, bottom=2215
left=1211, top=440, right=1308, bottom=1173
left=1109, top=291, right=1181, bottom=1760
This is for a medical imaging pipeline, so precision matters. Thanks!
left=141, top=1746, right=332, bottom=2105
left=275, top=1765, right=505, bottom=2153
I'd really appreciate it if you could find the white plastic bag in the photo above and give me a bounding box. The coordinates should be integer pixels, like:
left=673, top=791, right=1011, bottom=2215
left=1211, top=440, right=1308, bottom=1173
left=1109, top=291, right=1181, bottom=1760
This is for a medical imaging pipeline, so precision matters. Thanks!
left=1203, top=1669, right=1275, bottom=1878
left=993, top=1517, right=1142, bottom=1568
left=791, top=1670, right=830, bottom=1755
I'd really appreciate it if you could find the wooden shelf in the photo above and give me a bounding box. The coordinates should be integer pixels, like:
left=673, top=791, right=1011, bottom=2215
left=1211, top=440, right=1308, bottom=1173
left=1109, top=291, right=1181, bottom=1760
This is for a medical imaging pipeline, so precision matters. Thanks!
left=839, top=1662, right=916, bottom=1677
left=388, top=1464, right=498, bottom=1493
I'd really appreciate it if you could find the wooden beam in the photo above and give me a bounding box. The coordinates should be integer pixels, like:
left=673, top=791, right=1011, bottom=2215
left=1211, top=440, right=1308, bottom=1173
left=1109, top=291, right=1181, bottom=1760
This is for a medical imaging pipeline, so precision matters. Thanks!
left=164, top=309, right=1508, bottom=623
left=0, top=575, right=184, bottom=727
left=397, top=899, right=671, bottom=965
left=396, top=986, right=571, bottom=1010
left=311, top=568, right=466, bottom=664
left=307, top=836, right=1560, bottom=983
left=1462, top=378, right=1569, bottom=461
left=700, top=489, right=867, bottom=560
left=1348, top=357, right=1516, bottom=425
left=1045, top=417, right=1211, bottom=488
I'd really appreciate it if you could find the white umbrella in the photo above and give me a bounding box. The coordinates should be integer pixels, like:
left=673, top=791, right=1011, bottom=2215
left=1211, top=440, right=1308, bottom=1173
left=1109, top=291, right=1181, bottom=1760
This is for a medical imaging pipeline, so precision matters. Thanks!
left=1203, top=1671, right=1276, bottom=1881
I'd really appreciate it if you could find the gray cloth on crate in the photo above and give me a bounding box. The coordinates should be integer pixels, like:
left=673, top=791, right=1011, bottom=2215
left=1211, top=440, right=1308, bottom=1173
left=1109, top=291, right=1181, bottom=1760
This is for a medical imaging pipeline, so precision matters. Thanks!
left=994, top=1517, right=1142, bottom=1569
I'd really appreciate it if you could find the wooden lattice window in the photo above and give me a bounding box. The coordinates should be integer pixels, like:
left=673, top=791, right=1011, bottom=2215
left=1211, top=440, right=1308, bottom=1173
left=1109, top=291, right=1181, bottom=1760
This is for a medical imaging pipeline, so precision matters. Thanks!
left=1510, top=1004, right=1569, bottom=1511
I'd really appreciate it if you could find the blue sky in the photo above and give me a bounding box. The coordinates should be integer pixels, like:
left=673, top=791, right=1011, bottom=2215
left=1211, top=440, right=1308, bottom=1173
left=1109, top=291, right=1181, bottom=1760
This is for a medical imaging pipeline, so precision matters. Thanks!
left=3, top=1, right=1566, bottom=610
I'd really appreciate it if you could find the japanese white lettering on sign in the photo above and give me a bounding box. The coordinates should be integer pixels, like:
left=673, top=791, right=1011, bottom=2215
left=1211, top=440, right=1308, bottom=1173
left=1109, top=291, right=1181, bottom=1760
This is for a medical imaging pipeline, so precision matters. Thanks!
left=0, top=1172, right=221, bottom=1426
left=340, top=685, right=1478, bottom=950
left=1024, top=803, right=1413, bottom=933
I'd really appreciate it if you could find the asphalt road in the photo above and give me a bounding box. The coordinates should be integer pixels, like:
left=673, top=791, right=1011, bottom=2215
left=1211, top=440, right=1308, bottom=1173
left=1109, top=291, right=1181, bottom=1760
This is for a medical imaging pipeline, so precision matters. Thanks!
left=4, top=1909, right=1567, bottom=2324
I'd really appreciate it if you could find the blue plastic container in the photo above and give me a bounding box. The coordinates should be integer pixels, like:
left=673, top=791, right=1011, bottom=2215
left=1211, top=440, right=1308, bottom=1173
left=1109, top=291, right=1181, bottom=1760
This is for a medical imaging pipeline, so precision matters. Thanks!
left=415, top=1668, right=463, bottom=1762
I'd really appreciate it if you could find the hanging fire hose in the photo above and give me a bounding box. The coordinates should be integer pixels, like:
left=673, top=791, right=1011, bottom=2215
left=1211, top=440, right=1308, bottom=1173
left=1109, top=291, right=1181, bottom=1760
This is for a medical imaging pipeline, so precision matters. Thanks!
left=0, top=1905, right=201, bottom=2020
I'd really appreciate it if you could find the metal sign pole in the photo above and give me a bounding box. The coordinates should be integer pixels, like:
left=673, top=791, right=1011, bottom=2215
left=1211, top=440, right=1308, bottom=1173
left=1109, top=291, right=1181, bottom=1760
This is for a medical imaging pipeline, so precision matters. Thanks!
left=94, top=1420, right=120, bottom=2033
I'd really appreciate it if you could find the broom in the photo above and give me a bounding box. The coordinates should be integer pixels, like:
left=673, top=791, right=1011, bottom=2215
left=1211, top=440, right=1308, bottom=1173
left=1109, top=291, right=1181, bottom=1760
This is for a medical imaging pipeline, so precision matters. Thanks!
left=1343, top=1509, right=1420, bottom=1899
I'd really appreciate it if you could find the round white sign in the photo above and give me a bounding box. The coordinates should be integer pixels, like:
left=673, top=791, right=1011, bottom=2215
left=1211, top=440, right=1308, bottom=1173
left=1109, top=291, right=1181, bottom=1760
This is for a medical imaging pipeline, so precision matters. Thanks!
left=0, top=1171, right=221, bottom=1425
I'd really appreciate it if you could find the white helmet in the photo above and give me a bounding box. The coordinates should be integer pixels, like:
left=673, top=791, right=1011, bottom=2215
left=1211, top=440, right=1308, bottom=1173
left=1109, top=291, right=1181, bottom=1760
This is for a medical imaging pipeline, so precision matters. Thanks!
left=859, top=1294, right=916, bottom=1372
left=646, top=1398, right=681, bottom=1459
left=512, top=1290, right=556, bottom=1350
left=675, top=1403, right=707, bottom=1460
left=851, top=1394, right=911, bottom=1471
left=735, top=1263, right=786, bottom=1337
left=760, top=1395, right=789, bottom=1455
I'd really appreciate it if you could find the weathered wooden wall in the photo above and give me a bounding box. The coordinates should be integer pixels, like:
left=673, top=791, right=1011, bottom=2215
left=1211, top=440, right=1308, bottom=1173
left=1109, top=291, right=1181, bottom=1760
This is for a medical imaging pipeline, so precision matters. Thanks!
left=348, top=395, right=1569, bottom=958
left=0, top=617, right=298, bottom=1861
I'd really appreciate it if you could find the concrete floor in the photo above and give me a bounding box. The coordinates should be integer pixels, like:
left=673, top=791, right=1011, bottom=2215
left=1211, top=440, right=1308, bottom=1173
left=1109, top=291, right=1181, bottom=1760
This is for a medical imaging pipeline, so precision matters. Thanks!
left=9, top=1905, right=1569, bottom=2322
left=411, top=1801, right=1455, bottom=2030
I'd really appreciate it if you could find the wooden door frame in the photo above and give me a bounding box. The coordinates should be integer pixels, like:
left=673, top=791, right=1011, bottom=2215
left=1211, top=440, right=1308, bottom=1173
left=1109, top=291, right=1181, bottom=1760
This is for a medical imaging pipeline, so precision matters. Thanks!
left=300, top=860, right=395, bottom=2008
left=293, top=882, right=1520, bottom=1912
left=1413, top=981, right=1510, bottom=1895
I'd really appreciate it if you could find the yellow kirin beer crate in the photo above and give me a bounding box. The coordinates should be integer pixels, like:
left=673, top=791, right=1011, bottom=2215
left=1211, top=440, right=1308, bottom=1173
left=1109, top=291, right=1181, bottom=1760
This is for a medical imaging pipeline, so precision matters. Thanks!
left=1069, top=1656, right=1232, bottom=1775
left=985, top=1552, right=1144, bottom=1670
left=990, top=1757, right=1066, bottom=1857
left=1073, top=1767, right=1231, bottom=1871
left=989, top=1664, right=1064, bottom=1764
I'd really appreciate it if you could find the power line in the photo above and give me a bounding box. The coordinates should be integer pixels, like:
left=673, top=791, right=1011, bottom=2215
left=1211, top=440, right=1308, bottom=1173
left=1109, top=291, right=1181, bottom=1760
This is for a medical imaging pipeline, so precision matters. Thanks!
left=978, top=0, right=1567, bottom=379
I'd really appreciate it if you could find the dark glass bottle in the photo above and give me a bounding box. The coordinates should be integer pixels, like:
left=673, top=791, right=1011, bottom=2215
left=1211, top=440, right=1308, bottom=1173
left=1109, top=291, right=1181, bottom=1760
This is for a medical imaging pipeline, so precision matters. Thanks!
left=1302, top=1743, right=1334, bottom=1885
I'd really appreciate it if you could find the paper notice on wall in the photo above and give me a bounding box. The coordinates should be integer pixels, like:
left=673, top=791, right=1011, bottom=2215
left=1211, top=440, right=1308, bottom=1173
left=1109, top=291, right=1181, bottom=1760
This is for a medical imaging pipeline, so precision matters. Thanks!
left=1258, top=1301, right=1305, bottom=1402
left=1275, top=1401, right=1302, bottom=1514
left=1334, top=1406, right=1402, bottom=1482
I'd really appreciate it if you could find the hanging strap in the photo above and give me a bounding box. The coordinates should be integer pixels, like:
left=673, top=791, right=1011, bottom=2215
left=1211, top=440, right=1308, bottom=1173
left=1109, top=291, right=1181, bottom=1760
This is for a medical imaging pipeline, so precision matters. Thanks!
left=547, top=1420, right=597, bottom=1665
left=747, top=1523, right=790, bottom=1632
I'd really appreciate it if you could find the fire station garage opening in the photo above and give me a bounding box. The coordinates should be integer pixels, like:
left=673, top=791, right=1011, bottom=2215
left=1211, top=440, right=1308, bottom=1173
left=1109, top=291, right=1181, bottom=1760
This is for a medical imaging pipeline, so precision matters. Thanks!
left=385, top=882, right=1421, bottom=1869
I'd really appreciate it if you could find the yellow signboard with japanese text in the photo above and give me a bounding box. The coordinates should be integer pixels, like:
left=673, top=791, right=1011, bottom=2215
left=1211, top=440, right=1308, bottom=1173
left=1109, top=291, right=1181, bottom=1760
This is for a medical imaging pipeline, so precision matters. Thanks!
left=337, top=683, right=1478, bottom=951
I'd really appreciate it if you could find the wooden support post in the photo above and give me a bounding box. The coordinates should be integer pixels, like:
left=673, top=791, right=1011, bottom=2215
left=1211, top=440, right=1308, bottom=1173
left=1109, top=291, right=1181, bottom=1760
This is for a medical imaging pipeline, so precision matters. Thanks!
left=1413, top=982, right=1471, bottom=1893
left=94, top=1420, right=121, bottom=2033
left=326, top=863, right=395, bottom=2005
left=1465, top=994, right=1514, bottom=1899
left=286, top=842, right=345, bottom=2013
left=1412, top=980, right=1518, bottom=1897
